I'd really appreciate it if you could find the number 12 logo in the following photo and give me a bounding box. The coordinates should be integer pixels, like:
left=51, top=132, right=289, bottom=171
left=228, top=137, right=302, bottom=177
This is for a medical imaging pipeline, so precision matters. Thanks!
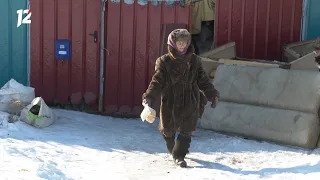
left=17, top=9, right=31, bottom=27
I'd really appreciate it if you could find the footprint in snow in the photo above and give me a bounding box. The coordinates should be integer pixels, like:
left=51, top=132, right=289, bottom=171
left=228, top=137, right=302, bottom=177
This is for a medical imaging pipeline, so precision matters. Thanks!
left=37, top=160, right=69, bottom=180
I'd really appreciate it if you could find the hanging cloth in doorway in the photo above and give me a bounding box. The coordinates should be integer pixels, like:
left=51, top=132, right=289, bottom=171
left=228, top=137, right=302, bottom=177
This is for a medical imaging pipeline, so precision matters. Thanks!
left=191, top=0, right=216, bottom=35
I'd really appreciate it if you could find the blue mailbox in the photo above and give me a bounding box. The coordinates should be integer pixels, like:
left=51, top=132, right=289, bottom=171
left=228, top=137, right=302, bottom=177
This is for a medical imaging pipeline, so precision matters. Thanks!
left=55, top=39, right=71, bottom=60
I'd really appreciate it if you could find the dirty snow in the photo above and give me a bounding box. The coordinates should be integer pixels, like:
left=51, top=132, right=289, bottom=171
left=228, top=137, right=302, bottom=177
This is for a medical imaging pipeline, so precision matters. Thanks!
left=1, top=109, right=320, bottom=180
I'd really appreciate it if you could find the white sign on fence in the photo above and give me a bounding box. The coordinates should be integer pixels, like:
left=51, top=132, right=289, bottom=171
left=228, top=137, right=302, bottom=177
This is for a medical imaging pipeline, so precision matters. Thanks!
left=17, top=9, right=31, bottom=28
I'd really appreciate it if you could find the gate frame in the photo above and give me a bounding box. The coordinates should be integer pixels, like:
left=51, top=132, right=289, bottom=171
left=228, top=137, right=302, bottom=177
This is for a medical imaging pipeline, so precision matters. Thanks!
left=27, top=0, right=31, bottom=86
left=99, top=0, right=107, bottom=112
left=301, top=0, right=309, bottom=40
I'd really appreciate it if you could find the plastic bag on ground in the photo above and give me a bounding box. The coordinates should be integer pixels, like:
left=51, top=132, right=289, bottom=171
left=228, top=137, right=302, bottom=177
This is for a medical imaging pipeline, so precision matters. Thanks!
left=0, top=79, right=35, bottom=114
left=20, top=97, right=56, bottom=128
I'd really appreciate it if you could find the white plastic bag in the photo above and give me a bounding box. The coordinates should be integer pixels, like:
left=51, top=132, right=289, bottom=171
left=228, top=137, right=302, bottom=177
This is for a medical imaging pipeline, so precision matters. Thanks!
left=0, top=79, right=35, bottom=113
left=20, top=97, right=56, bottom=128
left=140, top=103, right=156, bottom=123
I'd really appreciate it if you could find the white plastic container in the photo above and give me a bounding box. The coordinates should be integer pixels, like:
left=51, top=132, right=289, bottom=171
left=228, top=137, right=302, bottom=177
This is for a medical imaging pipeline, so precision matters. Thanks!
left=140, top=103, right=156, bottom=123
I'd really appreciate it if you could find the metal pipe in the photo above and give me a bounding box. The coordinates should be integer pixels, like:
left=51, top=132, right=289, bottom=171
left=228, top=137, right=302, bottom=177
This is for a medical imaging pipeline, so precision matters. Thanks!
left=98, top=0, right=106, bottom=112
left=27, top=0, right=31, bottom=86
left=301, top=0, right=309, bottom=40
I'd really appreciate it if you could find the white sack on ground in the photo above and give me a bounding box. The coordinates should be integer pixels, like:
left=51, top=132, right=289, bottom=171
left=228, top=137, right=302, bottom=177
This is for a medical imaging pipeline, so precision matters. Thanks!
left=20, top=97, right=56, bottom=128
left=0, top=79, right=35, bottom=114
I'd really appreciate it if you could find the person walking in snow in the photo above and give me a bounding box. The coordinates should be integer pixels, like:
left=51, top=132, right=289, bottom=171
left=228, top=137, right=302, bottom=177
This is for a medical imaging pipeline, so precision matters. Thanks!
left=142, top=29, right=219, bottom=167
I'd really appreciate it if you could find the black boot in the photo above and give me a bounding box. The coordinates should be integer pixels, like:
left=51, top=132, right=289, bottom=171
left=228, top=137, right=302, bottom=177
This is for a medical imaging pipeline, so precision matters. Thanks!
left=162, top=134, right=175, bottom=154
left=172, top=134, right=191, bottom=168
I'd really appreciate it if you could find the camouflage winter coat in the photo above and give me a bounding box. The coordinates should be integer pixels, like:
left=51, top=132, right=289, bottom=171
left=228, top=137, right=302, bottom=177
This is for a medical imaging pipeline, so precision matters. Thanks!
left=142, top=45, right=219, bottom=133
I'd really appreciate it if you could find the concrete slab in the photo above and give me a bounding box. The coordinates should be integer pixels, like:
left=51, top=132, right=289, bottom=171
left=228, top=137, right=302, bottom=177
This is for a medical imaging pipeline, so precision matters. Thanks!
left=218, top=59, right=280, bottom=68
left=213, top=65, right=320, bottom=114
left=200, top=42, right=236, bottom=60
left=283, top=38, right=320, bottom=62
left=200, top=57, right=222, bottom=78
left=290, top=52, right=318, bottom=71
left=200, top=101, right=320, bottom=149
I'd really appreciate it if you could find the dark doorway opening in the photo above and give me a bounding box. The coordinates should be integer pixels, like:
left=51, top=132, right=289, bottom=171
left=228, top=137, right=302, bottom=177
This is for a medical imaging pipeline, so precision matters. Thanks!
left=190, top=0, right=216, bottom=55
left=192, top=21, right=214, bottom=55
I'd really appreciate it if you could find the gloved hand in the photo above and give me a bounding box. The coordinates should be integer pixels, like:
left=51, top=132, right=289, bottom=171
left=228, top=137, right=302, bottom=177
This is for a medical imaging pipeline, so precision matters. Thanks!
left=142, top=98, right=151, bottom=106
left=211, top=91, right=219, bottom=108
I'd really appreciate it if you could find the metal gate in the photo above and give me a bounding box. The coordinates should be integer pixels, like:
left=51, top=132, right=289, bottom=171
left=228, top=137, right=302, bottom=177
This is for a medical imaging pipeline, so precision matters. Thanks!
left=30, top=0, right=101, bottom=107
left=29, top=0, right=191, bottom=114
left=0, top=0, right=29, bottom=86
left=103, top=1, right=191, bottom=115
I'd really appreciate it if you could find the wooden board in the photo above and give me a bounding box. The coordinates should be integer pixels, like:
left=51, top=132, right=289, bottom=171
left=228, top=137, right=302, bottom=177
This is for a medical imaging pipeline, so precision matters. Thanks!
left=218, top=59, right=280, bottom=68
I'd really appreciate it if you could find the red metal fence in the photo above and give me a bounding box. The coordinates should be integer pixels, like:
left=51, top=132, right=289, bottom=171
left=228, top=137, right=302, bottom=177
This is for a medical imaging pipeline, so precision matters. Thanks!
left=30, top=0, right=191, bottom=114
left=30, top=0, right=302, bottom=115
left=214, top=0, right=303, bottom=60
left=30, top=0, right=101, bottom=107
left=103, top=1, right=191, bottom=114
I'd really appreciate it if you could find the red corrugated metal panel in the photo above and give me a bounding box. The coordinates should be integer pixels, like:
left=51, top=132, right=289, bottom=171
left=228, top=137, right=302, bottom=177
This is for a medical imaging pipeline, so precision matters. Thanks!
left=30, top=0, right=101, bottom=107
left=103, top=2, right=191, bottom=115
left=214, top=0, right=303, bottom=60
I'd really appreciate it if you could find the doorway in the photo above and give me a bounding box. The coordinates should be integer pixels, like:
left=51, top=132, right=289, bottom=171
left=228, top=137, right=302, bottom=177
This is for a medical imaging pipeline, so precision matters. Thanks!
left=190, top=0, right=216, bottom=55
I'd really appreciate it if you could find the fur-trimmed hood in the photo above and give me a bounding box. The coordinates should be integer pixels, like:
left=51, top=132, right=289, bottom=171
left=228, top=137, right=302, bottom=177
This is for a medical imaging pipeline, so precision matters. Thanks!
left=167, top=29, right=191, bottom=44
left=167, top=29, right=193, bottom=58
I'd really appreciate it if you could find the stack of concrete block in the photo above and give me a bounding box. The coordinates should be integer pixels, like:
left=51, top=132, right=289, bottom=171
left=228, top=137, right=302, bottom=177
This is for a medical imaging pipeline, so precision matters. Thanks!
left=200, top=64, right=320, bottom=149
left=199, top=41, right=287, bottom=79
left=200, top=41, right=236, bottom=60
left=283, top=38, right=320, bottom=70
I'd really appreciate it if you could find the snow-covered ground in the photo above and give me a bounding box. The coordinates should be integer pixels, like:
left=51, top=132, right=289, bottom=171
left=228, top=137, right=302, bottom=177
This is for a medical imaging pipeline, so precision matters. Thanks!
left=1, top=109, right=320, bottom=180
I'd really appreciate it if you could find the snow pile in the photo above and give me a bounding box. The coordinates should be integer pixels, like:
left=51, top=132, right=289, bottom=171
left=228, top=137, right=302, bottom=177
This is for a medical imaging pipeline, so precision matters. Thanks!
left=0, top=79, right=56, bottom=129
left=0, top=79, right=34, bottom=113
left=0, top=109, right=320, bottom=180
